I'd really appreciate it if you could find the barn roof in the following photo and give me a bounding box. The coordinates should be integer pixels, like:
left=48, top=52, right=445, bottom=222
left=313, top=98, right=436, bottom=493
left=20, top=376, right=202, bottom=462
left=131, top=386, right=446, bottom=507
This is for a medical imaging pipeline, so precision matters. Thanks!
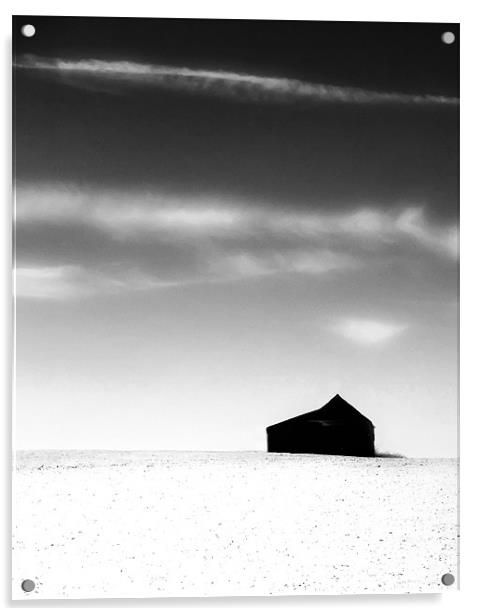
left=266, top=394, right=374, bottom=431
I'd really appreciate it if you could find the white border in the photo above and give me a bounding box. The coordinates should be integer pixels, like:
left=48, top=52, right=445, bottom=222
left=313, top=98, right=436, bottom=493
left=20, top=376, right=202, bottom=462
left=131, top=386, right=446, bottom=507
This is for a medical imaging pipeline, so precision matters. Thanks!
left=2, top=2, right=478, bottom=614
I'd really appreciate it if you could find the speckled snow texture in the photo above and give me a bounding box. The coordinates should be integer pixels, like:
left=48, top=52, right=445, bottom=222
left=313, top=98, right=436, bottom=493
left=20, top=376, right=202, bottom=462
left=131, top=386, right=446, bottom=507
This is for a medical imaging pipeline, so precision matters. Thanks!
left=12, top=451, right=458, bottom=599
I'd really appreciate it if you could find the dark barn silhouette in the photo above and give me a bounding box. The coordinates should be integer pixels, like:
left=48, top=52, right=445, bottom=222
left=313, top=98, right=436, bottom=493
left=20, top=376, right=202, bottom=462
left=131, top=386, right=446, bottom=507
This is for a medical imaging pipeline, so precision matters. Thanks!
left=266, top=394, right=375, bottom=457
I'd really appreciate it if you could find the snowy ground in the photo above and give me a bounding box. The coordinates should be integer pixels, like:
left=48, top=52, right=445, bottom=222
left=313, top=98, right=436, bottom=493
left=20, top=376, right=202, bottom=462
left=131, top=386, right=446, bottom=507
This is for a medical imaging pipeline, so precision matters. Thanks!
left=12, top=450, right=458, bottom=600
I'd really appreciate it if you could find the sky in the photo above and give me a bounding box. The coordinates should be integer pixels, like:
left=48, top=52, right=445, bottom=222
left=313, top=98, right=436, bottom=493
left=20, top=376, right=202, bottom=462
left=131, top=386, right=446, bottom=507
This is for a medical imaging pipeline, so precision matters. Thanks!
left=13, top=17, right=459, bottom=456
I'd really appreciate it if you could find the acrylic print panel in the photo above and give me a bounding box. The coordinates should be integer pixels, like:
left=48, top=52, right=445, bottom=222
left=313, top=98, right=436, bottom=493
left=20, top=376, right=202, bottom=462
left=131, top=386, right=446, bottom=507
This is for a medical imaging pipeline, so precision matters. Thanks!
left=12, top=16, right=459, bottom=600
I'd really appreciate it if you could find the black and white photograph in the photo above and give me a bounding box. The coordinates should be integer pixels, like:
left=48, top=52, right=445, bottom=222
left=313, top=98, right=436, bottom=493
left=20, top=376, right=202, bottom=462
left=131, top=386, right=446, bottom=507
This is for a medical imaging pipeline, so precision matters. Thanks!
left=12, top=16, right=459, bottom=599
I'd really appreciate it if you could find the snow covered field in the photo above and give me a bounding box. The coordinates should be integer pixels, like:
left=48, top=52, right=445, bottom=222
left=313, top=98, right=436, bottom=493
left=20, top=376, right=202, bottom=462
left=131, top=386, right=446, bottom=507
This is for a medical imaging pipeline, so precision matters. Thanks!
left=12, top=450, right=458, bottom=600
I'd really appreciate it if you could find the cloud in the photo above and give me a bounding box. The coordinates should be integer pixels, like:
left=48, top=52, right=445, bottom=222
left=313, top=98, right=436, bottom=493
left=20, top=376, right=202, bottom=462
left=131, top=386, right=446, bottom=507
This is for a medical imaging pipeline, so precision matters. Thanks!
left=15, top=248, right=359, bottom=301
left=332, top=318, right=409, bottom=345
left=15, top=265, right=80, bottom=300
left=15, top=55, right=458, bottom=107
left=15, top=185, right=246, bottom=238
left=211, top=250, right=358, bottom=280
left=395, top=208, right=458, bottom=259
left=15, top=184, right=458, bottom=258
left=14, top=184, right=458, bottom=300
left=15, top=265, right=180, bottom=300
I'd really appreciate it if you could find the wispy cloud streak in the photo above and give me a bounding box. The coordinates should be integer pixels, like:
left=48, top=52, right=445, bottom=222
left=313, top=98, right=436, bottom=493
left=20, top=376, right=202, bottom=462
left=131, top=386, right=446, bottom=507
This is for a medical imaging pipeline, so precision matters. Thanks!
left=15, top=249, right=358, bottom=300
left=15, top=55, right=458, bottom=106
left=211, top=250, right=358, bottom=280
left=15, top=184, right=458, bottom=259
left=14, top=183, right=458, bottom=300
left=15, top=265, right=181, bottom=300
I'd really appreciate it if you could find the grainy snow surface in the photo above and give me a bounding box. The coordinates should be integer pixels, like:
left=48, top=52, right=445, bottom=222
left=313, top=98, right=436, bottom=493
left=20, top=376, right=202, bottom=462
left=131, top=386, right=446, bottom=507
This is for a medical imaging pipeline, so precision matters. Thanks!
left=12, top=450, right=458, bottom=599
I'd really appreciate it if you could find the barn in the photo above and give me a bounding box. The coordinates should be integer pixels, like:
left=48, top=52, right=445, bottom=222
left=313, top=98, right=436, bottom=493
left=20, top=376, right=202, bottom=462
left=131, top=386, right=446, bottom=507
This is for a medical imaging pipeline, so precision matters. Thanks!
left=266, top=394, right=375, bottom=457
